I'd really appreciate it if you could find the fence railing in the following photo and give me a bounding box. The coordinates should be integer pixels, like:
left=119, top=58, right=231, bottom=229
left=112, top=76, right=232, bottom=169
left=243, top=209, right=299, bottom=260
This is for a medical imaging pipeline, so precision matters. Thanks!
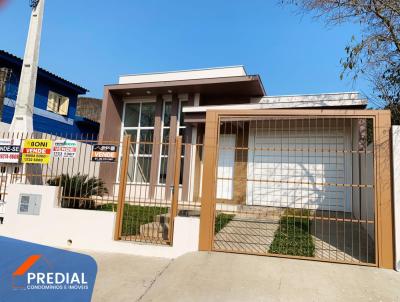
left=0, top=131, right=204, bottom=245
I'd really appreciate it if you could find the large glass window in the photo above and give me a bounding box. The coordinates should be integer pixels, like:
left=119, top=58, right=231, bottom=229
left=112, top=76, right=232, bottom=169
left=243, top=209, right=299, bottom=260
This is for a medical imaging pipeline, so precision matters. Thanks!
left=122, top=101, right=155, bottom=183
left=158, top=100, right=187, bottom=184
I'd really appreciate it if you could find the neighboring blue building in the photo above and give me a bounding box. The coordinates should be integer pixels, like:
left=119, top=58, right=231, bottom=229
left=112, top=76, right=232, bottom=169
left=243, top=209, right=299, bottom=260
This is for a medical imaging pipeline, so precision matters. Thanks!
left=0, top=50, right=99, bottom=136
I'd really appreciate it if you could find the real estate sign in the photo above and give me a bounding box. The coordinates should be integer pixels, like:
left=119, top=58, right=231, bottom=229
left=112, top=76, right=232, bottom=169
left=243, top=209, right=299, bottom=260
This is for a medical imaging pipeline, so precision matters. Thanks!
left=53, top=140, right=78, bottom=159
left=0, top=139, right=21, bottom=163
left=91, top=145, right=118, bottom=162
left=22, top=139, right=52, bottom=164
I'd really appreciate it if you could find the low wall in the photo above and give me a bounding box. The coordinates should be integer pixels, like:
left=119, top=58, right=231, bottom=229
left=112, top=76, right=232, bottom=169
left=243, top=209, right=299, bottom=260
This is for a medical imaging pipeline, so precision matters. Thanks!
left=393, top=126, right=400, bottom=271
left=0, top=184, right=199, bottom=259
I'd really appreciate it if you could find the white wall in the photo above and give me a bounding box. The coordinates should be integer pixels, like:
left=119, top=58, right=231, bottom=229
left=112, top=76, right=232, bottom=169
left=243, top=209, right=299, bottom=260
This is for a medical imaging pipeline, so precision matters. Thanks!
left=0, top=184, right=200, bottom=259
left=119, top=66, right=246, bottom=84
left=393, top=126, right=400, bottom=271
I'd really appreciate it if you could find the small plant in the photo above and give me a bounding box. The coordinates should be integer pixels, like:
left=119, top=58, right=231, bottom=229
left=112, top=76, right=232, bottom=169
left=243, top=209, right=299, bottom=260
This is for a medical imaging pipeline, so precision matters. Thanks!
left=269, top=209, right=315, bottom=257
left=215, top=213, right=235, bottom=234
left=98, top=204, right=168, bottom=236
left=47, top=173, right=109, bottom=209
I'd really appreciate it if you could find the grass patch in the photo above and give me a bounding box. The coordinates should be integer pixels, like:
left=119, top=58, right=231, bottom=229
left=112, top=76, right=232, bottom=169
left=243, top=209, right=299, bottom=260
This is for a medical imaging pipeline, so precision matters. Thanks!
left=97, top=204, right=168, bottom=236
left=268, top=209, right=315, bottom=257
left=215, top=213, right=235, bottom=234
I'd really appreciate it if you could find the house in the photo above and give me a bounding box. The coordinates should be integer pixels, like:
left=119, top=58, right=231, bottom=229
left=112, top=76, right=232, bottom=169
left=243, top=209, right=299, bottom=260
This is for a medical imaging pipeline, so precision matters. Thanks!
left=99, top=66, right=367, bottom=204
left=76, top=97, right=102, bottom=123
left=0, top=50, right=99, bottom=136
left=95, top=66, right=392, bottom=267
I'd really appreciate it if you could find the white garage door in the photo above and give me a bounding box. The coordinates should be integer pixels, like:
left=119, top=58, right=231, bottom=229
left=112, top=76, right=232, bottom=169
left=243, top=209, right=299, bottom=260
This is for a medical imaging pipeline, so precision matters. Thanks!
left=246, top=124, right=351, bottom=211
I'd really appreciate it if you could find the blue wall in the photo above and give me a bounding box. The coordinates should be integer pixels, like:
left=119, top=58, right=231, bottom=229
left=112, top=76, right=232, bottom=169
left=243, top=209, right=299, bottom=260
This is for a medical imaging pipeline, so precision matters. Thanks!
left=1, top=52, right=99, bottom=137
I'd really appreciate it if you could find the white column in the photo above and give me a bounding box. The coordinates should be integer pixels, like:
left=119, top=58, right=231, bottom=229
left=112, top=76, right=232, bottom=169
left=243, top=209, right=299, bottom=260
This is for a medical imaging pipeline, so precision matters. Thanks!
left=9, top=0, right=46, bottom=133
left=393, top=125, right=400, bottom=271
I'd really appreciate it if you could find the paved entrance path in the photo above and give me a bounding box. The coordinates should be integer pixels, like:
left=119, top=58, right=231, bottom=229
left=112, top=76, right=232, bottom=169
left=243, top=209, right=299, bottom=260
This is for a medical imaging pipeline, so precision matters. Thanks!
left=89, top=251, right=400, bottom=302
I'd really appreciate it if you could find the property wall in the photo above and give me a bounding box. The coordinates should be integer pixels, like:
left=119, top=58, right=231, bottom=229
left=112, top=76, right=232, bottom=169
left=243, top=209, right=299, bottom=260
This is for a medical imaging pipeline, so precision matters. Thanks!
left=393, top=126, right=400, bottom=271
left=0, top=184, right=200, bottom=258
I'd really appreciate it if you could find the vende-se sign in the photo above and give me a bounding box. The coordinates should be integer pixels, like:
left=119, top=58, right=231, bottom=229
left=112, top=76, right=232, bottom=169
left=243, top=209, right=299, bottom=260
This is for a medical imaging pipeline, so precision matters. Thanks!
left=0, top=139, right=21, bottom=163
left=91, top=145, right=118, bottom=162
left=53, top=140, right=78, bottom=159
left=22, top=139, right=52, bottom=164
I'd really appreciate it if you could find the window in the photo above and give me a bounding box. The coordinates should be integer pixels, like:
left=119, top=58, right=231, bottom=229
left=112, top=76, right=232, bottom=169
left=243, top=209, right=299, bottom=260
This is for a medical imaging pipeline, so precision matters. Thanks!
left=47, top=91, right=69, bottom=116
left=122, top=101, right=156, bottom=183
left=159, top=101, right=171, bottom=184
left=158, top=100, right=187, bottom=184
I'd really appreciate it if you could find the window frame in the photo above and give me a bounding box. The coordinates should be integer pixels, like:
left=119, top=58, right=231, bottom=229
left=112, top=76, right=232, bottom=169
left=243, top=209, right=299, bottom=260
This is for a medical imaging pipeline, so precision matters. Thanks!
left=120, top=99, right=156, bottom=184
left=47, top=91, right=69, bottom=116
left=157, top=99, right=188, bottom=185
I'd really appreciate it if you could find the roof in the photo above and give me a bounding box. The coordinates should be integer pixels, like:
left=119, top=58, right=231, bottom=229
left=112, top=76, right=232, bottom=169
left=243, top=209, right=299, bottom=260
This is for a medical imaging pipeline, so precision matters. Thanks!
left=119, top=66, right=247, bottom=84
left=0, top=49, right=88, bottom=94
left=107, top=75, right=266, bottom=97
left=183, top=92, right=367, bottom=114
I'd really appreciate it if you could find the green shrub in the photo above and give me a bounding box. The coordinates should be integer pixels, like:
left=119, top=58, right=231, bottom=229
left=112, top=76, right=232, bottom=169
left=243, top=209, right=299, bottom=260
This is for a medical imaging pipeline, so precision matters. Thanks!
left=47, top=173, right=108, bottom=209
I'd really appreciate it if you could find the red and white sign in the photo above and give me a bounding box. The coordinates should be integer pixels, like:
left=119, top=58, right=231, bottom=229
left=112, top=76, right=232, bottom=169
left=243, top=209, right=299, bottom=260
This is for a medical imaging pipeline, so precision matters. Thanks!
left=0, top=139, right=21, bottom=164
left=53, top=140, right=78, bottom=159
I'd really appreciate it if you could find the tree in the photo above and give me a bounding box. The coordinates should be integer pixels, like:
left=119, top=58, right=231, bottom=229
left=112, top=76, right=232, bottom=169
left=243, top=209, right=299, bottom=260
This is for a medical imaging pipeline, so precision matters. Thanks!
left=282, top=0, right=400, bottom=122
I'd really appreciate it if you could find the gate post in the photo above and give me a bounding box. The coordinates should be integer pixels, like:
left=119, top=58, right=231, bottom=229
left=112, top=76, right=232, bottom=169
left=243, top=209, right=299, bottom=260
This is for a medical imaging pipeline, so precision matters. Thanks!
left=114, top=135, right=131, bottom=241
left=375, top=111, right=394, bottom=269
left=199, top=111, right=219, bottom=251
left=169, top=136, right=182, bottom=243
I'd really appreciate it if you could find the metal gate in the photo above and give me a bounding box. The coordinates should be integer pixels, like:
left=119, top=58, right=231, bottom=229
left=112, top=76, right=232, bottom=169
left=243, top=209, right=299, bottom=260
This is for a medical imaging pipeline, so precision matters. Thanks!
left=114, top=135, right=183, bottom=245
left=199, top=110, right=394, bottom=269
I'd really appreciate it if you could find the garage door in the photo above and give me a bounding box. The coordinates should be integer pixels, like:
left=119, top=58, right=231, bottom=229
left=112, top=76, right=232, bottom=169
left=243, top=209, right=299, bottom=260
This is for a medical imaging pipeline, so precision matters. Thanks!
left=246, top=124, right=351, bottom=211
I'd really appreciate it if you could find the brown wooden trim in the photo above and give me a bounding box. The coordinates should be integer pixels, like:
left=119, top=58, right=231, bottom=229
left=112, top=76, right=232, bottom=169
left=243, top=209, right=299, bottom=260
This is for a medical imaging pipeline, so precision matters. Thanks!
left=181, top=94, right=195, bottom=201
left=114, top=135, right=131, bottom=240
left=199, top=111, right=219, bottom=251
left=375, top=111, right=394, bottom=269
left=210, top=108, right=388, bottom=118
left=165, top=94, right=180, bottom=200
left=99, top=88, right=123, bottom=141
left=149, top=95, right=164, bottom=198
left=169, top=136, right=183, bottom=243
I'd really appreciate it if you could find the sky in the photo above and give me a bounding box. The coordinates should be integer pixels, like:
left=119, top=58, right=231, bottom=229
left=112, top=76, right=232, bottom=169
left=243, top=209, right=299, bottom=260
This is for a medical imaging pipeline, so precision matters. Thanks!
left=0, top=0, right=370, bottom=99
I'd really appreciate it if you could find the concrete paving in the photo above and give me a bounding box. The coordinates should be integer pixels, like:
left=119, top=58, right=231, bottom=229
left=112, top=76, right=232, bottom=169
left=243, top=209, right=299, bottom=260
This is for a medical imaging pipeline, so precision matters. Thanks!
left=89, top=252, right=171, bottom=302
left=88, top=251, right=400, bottom=302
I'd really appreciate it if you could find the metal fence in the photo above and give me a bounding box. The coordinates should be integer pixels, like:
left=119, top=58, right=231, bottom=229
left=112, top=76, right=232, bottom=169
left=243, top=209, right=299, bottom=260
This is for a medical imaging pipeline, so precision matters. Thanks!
left=115, top=134, right=204, bottom=244
left=0, top=132, right=120, bottom=210
left=0, top=131, right=204, bottom=246
left=210, top=115, right=377, bottom=266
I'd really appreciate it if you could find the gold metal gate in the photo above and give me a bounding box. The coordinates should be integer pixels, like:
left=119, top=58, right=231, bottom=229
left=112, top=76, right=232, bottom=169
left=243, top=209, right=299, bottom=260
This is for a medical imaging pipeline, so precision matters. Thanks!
left=114, top=135, right=182, bottom=245
left=199, top=110, right=394, bottom=269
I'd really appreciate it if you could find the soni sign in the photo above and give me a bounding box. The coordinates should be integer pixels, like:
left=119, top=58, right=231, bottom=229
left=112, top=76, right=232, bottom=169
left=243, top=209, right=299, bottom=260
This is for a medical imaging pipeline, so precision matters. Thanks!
left=22, top=139, right=52, bottom=164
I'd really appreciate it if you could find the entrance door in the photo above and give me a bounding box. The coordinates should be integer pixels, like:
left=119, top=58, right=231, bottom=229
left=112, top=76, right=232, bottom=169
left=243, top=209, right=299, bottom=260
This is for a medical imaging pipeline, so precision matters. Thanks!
left=216, top=134, right=236, bottom=200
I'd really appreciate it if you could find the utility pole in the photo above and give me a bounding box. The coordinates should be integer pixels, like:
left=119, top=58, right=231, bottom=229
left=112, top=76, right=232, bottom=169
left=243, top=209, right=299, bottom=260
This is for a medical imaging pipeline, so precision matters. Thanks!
left=9, top=0, right=45, bottom=133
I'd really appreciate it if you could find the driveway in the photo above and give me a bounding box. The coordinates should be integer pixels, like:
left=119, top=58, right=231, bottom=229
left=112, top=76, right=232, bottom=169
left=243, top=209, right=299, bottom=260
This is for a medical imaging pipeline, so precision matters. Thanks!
left=89, top=251, right=400, bottom=302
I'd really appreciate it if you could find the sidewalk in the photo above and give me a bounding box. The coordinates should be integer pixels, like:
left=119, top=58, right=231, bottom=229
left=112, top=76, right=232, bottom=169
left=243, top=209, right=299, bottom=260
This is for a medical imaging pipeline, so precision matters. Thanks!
left=90, top=251, right=400, bottom=302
